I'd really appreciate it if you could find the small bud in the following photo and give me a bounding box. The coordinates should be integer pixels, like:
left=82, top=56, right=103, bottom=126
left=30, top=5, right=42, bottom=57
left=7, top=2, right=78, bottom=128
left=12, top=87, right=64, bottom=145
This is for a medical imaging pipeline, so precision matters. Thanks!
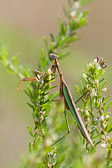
left=88, top=62, right=93, bottom=68
left=106, top=115, right=110, bottom=120
left=87, top=128, right=90, bottom=133
left=47, top=68, right=52, bottom=75
left=70, top=10, right=76, bottom=19
left=94, top=58, right=98, bottom=64
left=47, top=163, right=52, bottom=168
left=34, top=123, right=36, bottom=129
left=83, top=73, right=87, bottom=79
left=97, top=65, right=101, bottom=70
left=35, top=130, right=42, bottom=136
left=101, top=135, right=105, bottom=141
left=77, top=108, right=81, bottom=113
left=106, top=136, right=110, bottom=142
left=85, top=110, right=89, bottom=117
left=98, top=98, right=102, bottom=104
left=45, top=138, right=52, bottom=147
left=102, top=122, right=107, bottom=129
left=101, top=143, right=107, bottom=148
left=98, top=57, right=107, bottom=69
left=48, top=83, right=51, bottom=87
left=53, top=153, right=56, bottom=158
left=101, top=87, right=107, bottom=92
left=87, top=118, right=90, bottom=124
left=85, top=106, right=88, bottom=110
left=31, top=142, right=33, bottom=148
left=103, top=63, right=108, bottom=68
left=74, top=2, right=79, bottom=9
left=52, top=147, right=56, bottom=153
left=40, top=111, right=45, bottom=116
left=47, top=68, right=52, bottom=81
left=96, top=56, right=100, bottom=63
left=52, top=162, right=56, bottom=166
left=91, top=89, right=97, bottom=96
left=100, top=60, right=108, bottom=69
left=34, top=119, right=39, bottom=124
left=40, top=116, right=44, bottom=122
left=111, top=143, right=112, bottom=148
left=95, top=79, right=99, bottom=86
left=42, top=128, right=45, bottom=134
left=51, top=42, right=56, bottom=48
left=50, top=152, right=53, bottom=156
left=101, top=115, right=105, bottom=122
left=41, top=80, right=44, bottom=84
left=51, top=134, right=58, bottom=141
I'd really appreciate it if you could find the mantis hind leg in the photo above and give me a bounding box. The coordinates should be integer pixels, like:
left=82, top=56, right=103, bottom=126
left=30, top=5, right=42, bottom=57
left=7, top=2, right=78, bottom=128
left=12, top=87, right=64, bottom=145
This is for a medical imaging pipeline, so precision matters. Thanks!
left=53, top=108, right=70, bottom=145
left=75, top=90, right=90, bottom=104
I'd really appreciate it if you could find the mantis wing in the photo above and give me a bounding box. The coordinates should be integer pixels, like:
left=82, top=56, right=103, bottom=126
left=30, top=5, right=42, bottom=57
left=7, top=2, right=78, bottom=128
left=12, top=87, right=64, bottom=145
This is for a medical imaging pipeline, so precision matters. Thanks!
left=62, top=81, right=95, bottom=148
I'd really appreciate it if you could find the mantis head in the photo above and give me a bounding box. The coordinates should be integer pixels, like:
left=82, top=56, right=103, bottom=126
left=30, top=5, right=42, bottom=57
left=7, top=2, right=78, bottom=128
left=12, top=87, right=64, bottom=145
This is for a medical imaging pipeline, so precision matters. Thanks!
left=49, top=53, right=58, bottom=60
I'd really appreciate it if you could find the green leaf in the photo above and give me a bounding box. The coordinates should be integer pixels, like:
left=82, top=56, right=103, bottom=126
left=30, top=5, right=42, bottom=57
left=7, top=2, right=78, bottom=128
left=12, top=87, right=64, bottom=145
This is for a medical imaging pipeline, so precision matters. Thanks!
left=99, top=81, right=106, bottom=90
left=99, top=78, right=105, bottom=83
left=104, top=101, right=112, bottom=111
left=104, top=112, right=110, bottom=116
left=95, top=140, right=101, bottom=146
left=59, top=35, right=69, bottom=47
left=80, top=0, right=92, bottom=6
left=0, top=46, right=7, bottom=60
left=56, top=35, right=61, bottom=48
left=67, top=36, right=80, bottom=44
left=29, top=142, right=32, bottom=153
left=49, top=85, right=57, bottom=90
left=27, top=102, right=35, bottom=110
left=69, top=19, right=75, bottom=30
left=11, top=55, right=19, bottom=66
left=58, top=153, right=65, bottom=164
left=27, top=125, right=33, bottom=137
left=96, top=68, right=102, bottom=79
left=40, top=49, right=48, bottom=69
left=107, top=121, right=112, bottom=133
left=110, top=135, right=112, bottom=143
left=76, top=85, right=82, bottom=94
left=50, top=33, right=55, bottom=42
left=63, top=6, right=70, bottom=19
left=59, top=17, right=63, bottom=34
left=67, top=0, right=72, bottom=8
left=80, top=156, right=83, bottom=166
left=44, top=37, right=49, bottom=51
left=102, top=96, right=111, bottom=104
left=95, top=127, right=100, bottom=136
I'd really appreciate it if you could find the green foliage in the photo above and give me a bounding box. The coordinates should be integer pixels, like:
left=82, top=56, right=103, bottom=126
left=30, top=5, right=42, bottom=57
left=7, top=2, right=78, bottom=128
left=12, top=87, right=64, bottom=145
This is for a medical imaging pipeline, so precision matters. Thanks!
left=0, top=0, right=112, bottom=168
left=76, top=56, right=112, bottom=167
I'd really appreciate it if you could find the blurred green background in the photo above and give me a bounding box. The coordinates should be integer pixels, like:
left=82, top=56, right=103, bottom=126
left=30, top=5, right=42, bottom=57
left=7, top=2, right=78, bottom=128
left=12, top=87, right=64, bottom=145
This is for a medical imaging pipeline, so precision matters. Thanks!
left=0, top=0, right=112, bottom=167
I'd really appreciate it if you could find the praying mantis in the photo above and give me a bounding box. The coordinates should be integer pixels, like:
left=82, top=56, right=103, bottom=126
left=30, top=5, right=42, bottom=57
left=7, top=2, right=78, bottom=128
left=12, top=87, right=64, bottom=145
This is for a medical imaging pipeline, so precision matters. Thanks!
left=49, top=53, right=95, bottom=148
left=17, top=54, right=95, bottom=148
